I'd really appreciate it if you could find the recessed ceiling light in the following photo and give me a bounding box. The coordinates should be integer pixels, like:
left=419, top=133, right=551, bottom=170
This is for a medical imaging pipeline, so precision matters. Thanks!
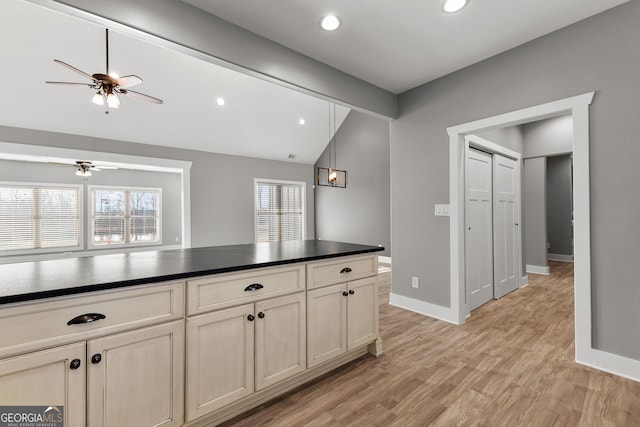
left=216, top=97, right=225, bottom=106
left=442, top=0, right=469, bottom=13
left=319, top=15, right=341, bottom=31
left=299, top=118, right=306, bottom=125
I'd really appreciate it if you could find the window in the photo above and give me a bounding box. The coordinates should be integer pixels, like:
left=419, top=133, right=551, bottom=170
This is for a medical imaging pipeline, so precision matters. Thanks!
left=255, top=179, right=305, bottom=243
left=90, top=186, right=161, bottom=247
left=0, top=183, right=81, bottom=253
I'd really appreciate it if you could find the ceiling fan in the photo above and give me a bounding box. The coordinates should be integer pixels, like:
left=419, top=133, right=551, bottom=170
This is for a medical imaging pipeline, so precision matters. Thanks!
left=49, top=160, right=119, bottom=177
left=46, top=29, right=163, bottom=114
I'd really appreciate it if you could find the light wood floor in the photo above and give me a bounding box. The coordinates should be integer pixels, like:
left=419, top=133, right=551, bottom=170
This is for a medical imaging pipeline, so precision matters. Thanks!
left=221, top=262, right=640, bottom=426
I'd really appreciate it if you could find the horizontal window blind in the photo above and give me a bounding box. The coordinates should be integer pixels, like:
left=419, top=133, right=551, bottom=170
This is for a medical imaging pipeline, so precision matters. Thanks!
left=0, top=185, right=80, bottom=252
left=256, top=181, right=304, bottom=243
left=91, top=187, right=160, bottom=246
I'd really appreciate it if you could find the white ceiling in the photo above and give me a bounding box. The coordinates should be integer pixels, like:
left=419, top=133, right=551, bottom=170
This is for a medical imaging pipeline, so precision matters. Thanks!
left=184, top=0, right=630, bottom=94
left=0, top=0, right=630, bottom=165
left=0, top=0, right=349, bottom=165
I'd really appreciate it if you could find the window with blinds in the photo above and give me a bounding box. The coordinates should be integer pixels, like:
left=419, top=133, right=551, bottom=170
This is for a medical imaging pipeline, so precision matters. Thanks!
left=90, top=186, right=161, bottom=246
left=0, top=184, right=81, bottom=253
left=255, top=180, right=305, bottom=243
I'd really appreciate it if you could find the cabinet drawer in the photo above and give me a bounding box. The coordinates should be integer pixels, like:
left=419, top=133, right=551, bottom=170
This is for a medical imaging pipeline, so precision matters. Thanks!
left=0, top=281, right=184, bottom=358
left=187, top=264, right=305, bottom=315
left=306, top=255, right=378, bottom=289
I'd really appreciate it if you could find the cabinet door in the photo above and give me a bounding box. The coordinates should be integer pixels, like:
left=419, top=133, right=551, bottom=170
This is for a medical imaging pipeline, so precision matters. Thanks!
left=347, top=277, right=379, bottom=350
left=185, top=303, right=254, bottom=421
left=255, top=293, right=306, bottom=391
left=87, top=320, right=184, bottom=427
left=307, top=283, right=347, bottom=368
left=0, top=342, right=86, bottom=427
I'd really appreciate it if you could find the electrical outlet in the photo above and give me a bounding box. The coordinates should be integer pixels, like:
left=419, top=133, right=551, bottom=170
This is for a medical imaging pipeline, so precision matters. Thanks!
left=411, top=276, right=419, bottom=289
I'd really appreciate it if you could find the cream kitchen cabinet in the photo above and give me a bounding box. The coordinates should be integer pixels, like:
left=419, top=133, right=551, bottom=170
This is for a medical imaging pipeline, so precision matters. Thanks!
left=0, top=342, right=86, bottom=427
left=0, top=281, right=185, bottom=427
left=185, top=292, right=305, bottom=422
left=307, top=276, right=379, bottom=368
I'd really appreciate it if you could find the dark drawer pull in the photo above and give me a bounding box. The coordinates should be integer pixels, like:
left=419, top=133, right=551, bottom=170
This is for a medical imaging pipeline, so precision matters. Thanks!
left=244, top=283, right=264, bottom=292
left=67, top=313, right=106, bottom=325
left=340, top=267, right=352, bottom=274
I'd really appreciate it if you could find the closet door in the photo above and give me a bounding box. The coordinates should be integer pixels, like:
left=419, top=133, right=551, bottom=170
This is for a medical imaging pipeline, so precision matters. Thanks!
left=465, top=148, right=494, bottom=310
left=493, top=154, right=520, bottom=298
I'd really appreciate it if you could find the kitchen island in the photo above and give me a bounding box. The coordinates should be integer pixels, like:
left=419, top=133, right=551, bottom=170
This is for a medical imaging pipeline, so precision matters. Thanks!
left=0, top=240, right=383, bottom=427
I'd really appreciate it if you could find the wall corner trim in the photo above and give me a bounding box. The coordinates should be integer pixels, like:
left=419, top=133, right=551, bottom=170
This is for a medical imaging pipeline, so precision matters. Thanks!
left=389, top=293, right=461, bottom=325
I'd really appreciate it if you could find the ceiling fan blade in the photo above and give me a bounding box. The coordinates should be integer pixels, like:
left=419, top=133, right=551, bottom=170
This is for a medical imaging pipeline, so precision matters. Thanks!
left=47, top=161, right=76, bottom=166
left=120, top=89, right=163, bottom=104
left=94, top=165, right=118, bottom=170
left=46, top=81, right=95, bottom=87
left=53, top=59, right=96, bottom=81
left=116, top=75, right=143, bottom=88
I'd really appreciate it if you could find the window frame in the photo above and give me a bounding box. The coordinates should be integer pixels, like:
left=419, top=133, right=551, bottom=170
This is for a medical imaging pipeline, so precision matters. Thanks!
left=0, top=181, right=83, bottom=256
left=88, top=185, right=162, bottom=249
left=254, top=178, right=306, bottom=243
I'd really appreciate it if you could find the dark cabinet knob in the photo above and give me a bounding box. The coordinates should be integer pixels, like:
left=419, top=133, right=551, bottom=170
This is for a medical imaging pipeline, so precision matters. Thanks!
left=340, top=267, right=353, bottom=274
left=247, top=314, right=255, bottom=321
left=349, top=289, right=355, bottom=295
left=91, top=354, right=102, bottom=364
left=258, top=312, right=265, bottom=319
left=69, top=359, right=81, bottom=370
left=342, top=291, right=348, bottom=297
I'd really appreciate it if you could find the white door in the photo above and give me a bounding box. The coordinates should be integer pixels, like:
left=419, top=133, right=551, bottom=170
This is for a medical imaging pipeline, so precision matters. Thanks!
left=465, top=148, right=494, bottom=310
left=493, top=154, right=520, bottom=298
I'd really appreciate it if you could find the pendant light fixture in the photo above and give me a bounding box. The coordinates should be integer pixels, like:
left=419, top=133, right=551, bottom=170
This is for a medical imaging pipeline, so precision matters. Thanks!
left=317, top=103, right=347, bottom=188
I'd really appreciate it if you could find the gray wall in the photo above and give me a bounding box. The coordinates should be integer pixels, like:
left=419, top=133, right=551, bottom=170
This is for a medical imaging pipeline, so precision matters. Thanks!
left=475, top=126, right=524, bottom=154
left=390, top=1, right=640, bottom=359
left=314, top=111, right=390, bottom=256
left=0, top=125, right=315, bottom=248
left=0, top=159, right=182, bottom=249
left=523, top=158, right=548, bottom=268
left=522, top=115, right=573, bottom=159
left=546, top=155, right=573, bottom=256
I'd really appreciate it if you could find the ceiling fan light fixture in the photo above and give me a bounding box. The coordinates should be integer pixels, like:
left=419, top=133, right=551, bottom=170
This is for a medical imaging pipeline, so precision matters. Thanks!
left=92, top=92, right=104, bottom=106
left=106, top=92, right=120, bottom=108
left=443, top=0, right=469, bottom=13
left=76, top=168, right=91, bottom=177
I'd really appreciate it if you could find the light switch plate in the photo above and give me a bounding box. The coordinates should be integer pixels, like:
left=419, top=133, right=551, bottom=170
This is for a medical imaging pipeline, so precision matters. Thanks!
left=434, top=204, right=450, bottom=216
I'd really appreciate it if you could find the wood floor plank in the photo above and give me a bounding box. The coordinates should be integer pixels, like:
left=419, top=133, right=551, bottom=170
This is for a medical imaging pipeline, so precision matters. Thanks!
left=220, top=262, right=640, bottom=427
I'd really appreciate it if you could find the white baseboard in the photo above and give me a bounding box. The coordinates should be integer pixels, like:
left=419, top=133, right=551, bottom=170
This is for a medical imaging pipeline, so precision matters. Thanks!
left=548, top=253, right=574, bottom=262
left=378, top=255, right=392, bottom=265
left=389, top=292, right=461, bottom=325
left=526, top=264, right=550, bottom=275
left=577, top=348, right=640, bottom=383
left=520, top=275, right=529, bottom=287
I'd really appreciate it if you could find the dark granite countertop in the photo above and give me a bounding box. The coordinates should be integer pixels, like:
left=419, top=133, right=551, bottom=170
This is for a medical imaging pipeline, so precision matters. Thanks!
left=0, top=240, right=383, bottom=305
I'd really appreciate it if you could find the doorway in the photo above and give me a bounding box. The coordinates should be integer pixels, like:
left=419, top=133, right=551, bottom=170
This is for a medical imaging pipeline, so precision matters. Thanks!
left=447, top=92, right=595, bottom=369
left=465, top=138, right=522, bottom=311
